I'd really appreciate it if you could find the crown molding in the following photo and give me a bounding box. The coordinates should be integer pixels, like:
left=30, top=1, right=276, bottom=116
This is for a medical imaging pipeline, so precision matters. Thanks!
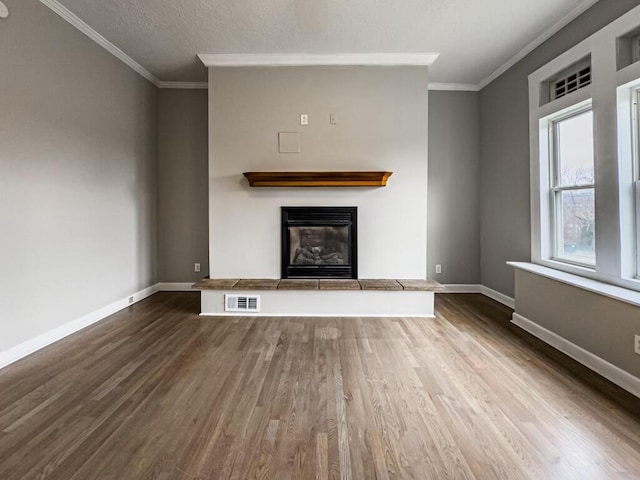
left=477, top=0, right=599, bottom=90
left=429, top=83, right=480, bottom=92
left=157, top=81, right=478, bottom=91
left=158, top=81, right=208, bottom=89
left=39, top=0, right=599, bottom=93
left=39, top=0, right=159, bottom=86
left=198, top=53, right=439, bottom=67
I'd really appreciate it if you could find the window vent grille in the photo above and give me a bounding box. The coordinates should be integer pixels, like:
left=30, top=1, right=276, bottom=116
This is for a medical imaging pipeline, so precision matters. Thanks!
left=225, top=294, right=260, bottom=312
left=551, top=66, right=591, bottom=100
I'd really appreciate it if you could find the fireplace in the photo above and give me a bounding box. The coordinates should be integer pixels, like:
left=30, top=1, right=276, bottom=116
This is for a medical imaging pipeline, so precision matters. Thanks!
left=281, top=207, right=357, bottom=279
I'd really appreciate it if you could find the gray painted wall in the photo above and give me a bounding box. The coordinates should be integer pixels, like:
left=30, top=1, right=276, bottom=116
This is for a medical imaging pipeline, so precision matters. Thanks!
left=479, top=0, right=640, bottom=297
left=0, top=0, right=157, bottom=352
left=155, top=88, right=481, bottom=284
left=515, top=270, right=640, bottom=378
left=157, top=89, right=209, bottom=282
left=428, top=91, right=480, bottom=284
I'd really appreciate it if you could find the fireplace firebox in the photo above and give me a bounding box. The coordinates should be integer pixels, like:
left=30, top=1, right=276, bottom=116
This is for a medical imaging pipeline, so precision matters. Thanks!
left=281, top=207, right=357, bottom=279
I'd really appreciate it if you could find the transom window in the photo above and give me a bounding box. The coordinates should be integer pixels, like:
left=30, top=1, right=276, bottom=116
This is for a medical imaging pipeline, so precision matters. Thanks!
left=550, top=108, right=595, bottom=267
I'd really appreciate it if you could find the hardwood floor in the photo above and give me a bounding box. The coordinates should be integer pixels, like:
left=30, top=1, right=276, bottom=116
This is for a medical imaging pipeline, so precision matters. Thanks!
left=1, top=292, right=639, bottom=479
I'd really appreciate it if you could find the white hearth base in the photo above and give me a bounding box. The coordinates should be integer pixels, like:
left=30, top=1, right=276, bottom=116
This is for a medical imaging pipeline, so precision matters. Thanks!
left=200, top=289, right=435, bottom=318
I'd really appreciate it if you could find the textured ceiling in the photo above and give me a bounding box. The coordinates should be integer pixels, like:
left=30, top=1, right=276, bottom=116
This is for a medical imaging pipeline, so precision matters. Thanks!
left=56, top=0, right=590, bottom=85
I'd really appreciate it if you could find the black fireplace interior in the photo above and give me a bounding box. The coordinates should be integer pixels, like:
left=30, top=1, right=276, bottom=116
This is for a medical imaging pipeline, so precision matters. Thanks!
left=281, top=207, right=357, bottom=279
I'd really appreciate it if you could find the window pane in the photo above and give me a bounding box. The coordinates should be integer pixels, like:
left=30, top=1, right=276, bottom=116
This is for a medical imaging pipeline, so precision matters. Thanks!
left=557, top=188, right=595, bottom=265
left=556, top=110, right=594, bottom=186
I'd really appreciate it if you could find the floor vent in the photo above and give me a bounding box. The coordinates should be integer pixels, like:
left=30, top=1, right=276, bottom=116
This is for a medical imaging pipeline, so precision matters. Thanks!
left=225, top=294, right=260, bottom=312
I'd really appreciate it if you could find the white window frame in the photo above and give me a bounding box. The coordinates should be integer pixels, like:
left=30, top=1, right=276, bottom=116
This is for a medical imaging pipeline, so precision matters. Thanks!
left=634, top=91, right=640, bottom=277
left=636, top=179, right=640, bottom=277
left=615, top=80, right=640, bottom=283
left=528, top=7, right=640, bottom=293
left=548, top=106, right=595, bottom=268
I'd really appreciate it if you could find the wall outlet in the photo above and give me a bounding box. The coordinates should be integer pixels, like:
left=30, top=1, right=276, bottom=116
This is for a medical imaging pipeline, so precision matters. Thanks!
left=635, top=335, right=640, bottom=355
left=435, top=264, right=442, bottom=274
left=330, top=113, right=337, bottom=125
left=300, top=114, right=308, bottom=125
left=194, top=263, right=201, bottom=272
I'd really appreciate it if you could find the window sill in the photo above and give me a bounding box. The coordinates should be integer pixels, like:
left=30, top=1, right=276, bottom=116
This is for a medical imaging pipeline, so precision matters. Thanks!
left=507, top=261, right=640, bottom=308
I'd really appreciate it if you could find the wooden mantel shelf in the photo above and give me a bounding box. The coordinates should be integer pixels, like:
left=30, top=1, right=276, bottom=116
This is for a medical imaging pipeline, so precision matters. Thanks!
left=243, top=171, right=393, bottom=187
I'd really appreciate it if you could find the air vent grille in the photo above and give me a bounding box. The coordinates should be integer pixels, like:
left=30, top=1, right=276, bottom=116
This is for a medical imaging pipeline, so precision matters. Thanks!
left=551, top=66, right=591, bottom=100
left=225, top=294, right=260, bottom=312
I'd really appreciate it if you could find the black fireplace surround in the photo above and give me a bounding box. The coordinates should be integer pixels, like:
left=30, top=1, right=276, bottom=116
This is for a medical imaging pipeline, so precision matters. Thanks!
left=281, top=206, right=357, bottom=279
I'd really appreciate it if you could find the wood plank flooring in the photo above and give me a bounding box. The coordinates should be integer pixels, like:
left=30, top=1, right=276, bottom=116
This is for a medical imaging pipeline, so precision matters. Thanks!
left=1, top=292, right=639, bottom=479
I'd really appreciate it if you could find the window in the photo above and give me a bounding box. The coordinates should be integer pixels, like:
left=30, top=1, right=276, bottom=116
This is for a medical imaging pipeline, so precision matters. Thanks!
left=529, top=7, right=640, bottom=293
left=550, top=109, right=595, bottom=266
left=636, top=91, right=640, bottom=277
left=636, top=178, right=640, bottom=277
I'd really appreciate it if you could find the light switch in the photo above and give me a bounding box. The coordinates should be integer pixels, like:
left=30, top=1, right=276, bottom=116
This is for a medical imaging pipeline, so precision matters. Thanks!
left=330, top=114, right=337, bottom=125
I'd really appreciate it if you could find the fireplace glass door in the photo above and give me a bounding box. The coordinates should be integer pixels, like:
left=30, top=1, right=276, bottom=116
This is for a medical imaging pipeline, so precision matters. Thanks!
left=281, top=207, right=357, bottom=278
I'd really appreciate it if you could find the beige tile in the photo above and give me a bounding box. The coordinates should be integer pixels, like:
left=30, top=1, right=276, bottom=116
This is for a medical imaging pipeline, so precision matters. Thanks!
left=233, top=279, right=280, bottom=290
left=397, top=279, right=444, bottom=291
left=192, top=278, right=239, bottom=290
left=318, top=279, right=362, bottom=290
left=358, top=279, right=402, bottom=290
left=278, top=279, right=319, bottom=290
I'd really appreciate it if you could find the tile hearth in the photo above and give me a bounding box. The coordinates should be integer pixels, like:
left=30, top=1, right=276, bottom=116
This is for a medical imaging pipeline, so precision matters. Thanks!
left=193, top=278, right=442, bottom=292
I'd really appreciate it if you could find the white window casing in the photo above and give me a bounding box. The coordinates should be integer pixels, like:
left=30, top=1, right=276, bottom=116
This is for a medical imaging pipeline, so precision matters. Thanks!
left=528, top=5, right=640, bottom=292
left=548, top=107, right=595, bottom=268
left=636, top=180, right=640, bottom=277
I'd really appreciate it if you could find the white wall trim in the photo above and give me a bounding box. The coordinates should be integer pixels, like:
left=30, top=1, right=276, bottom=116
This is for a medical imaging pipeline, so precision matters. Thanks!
left=38, top=0, right=160, bottom=86
left=442, top=284, right=482, bottom=293
left=200, top=312, right=434, bottom=318
left=198, top=53, right=440, bottom=67
left=480, top=286, right=516, bottom=309
left=509, top=262, right=640, bottom=307
left=0, top=281, right=198, bottom=370
left=0, top=284, right=160, bottom=370
left=429, top=83, right=480, bottom=92
left=35, top=0, right=602, bottom=93
left=158, top=81, right=208, bottom=90
left=477, top=0, right=600, bottom=89
left=0, top=282, right=516, bottom=371
left=156, top=282, right=195, bottom=291
left=441, top=284, right=515, bottom=309
left=511, top=312, right=640, bottom=399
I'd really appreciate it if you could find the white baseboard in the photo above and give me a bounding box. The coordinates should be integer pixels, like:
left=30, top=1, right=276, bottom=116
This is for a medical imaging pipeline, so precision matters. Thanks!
left=442, top=284, right=482, bottom=293
left=480, top=286, right=515, bottom=309
left=156, top=282, right=194, bottom=291
left=511, top=312, right=640, bottom=399
left=0, top=282, right=512, bottom=371
left=200, top=312, right=436, bottom=318
left=0, top=284, right=159, bottom=370
left=441, top=284, right=515, bottom=309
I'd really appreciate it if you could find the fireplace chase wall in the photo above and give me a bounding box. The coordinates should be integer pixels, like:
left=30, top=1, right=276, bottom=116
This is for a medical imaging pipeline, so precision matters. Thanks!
left=281, top=207, right=357, bottom=279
